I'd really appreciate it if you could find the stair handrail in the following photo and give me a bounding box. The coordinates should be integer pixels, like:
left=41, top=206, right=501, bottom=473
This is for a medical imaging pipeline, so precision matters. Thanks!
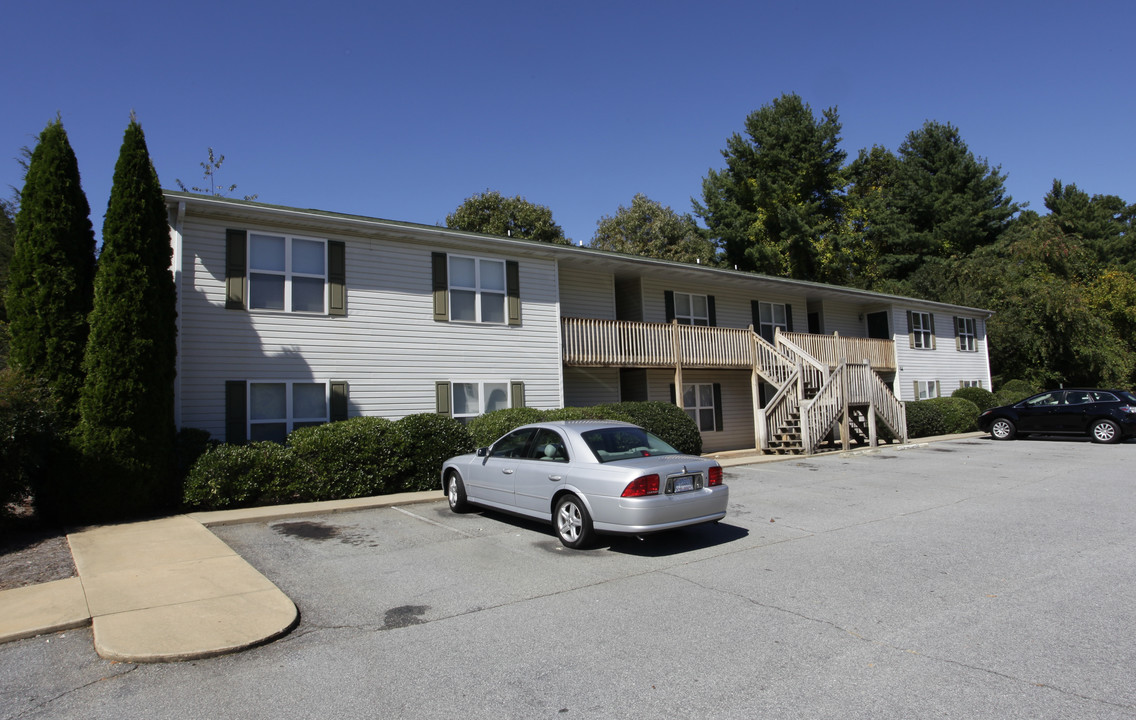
left=751, top=330, right=797, bottom=386
left=801, top=361, right=909, bottom=453
left=761, top=365, right=801, bottom=451
left=774, top=329, right=828, bottom=389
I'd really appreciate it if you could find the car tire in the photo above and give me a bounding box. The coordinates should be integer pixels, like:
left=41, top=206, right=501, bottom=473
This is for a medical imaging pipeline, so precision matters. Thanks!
left=446, top=471, right=470, bottom=513
left=554, top=495, right=594, bottom=549
left=990, top=418, right=1017, bottom=441
left=1090, top=419, right=1120, bottom=444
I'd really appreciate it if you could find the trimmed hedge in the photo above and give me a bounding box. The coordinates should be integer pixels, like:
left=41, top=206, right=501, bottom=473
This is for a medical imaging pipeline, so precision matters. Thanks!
left=994, top=379, right=1039, bottom=407
left=905, top=397, right=980, bottom=438
left=183, top=414, right=475, bottom=510
left=467, top=401, right=702, bottom=456
left=951, top=386, right=996, bottom=412
left=183, top=402, right=703, bottom=510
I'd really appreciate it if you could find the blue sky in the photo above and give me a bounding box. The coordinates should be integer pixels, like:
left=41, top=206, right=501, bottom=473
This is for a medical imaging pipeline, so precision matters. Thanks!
left=3, top=0, right=1133, bottom=246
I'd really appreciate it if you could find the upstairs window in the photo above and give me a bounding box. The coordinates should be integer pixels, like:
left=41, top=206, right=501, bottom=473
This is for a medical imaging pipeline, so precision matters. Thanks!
left=956, top=317, right=977, bottom=352
left=909, top=311, right=935, bottom=349
left=248, top=233, right=327, bottom=313
left=674, top=292, right=710, bottom=326
left=433, top=254, right=519, bottom=325
left=758, top=302, right=788, bottom=344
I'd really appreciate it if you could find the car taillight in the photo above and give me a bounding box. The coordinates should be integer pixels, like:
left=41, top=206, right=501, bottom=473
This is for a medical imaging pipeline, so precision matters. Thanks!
left=622, top=474, right=660, bottom=497
left=1120, top=406, right=1136, bottom=414
left=707, top=466, right=723, bottom=486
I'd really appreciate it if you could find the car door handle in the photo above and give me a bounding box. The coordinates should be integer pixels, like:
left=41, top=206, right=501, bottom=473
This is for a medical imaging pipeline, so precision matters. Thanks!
left=548, top=475, right=563, bottom=481
left=502, top=469, right=514, bottom=475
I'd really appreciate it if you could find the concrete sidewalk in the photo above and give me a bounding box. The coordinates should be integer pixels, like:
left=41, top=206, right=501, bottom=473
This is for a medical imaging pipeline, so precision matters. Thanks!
left=0, top=489, right=445, bottom=662
left=0, top=435, right=982, bottom=662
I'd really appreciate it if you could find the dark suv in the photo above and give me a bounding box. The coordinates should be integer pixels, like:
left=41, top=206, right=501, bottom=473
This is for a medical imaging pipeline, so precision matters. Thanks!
left=978, top=389, right=1136, bottom=443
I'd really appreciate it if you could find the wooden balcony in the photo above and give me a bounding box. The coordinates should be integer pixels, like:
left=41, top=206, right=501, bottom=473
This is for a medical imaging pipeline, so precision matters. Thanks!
left=561, top=318, right=754, bottom=369
left=779, top=331, right=896, bottom=372
left=560, top=318, right=896, bottom=372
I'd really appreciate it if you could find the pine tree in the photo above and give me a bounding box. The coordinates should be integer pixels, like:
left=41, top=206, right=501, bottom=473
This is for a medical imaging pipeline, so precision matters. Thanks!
left=4, top=119, right=96, bottom=418
left=697, top=93, right=846, bottom=279
left=78, top=116, right=177, bottom=515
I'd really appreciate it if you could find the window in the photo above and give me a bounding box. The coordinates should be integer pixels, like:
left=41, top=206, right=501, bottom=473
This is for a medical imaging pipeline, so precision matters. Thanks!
left=448, top=256, right=507, bottom=323
left=960, top=380, right=982, bottom=389
left=956, top=317, right=977, bottom=352
left=909, top=311, right=934, bottom=349
left=674, top=292, right=710, bottom=326
left=758, top=302, right=788, bottom=344
left=683, top=383, right=718, bottom=432
left=248, top=233, right=327, bottom=313
left=915, top=381, right=940, bottom=400
left=248, top=381, right=329, bottom=443
left=452, top=381, right=511, bottom=424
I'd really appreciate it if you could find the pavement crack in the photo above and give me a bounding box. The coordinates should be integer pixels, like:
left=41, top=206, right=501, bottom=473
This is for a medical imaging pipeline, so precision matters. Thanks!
left=6, top=663, right=138, bottom=719
left=661, top=570, right=1136, bottom=714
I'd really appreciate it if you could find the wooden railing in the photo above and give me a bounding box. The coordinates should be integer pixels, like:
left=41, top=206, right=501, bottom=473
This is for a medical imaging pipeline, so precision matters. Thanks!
left=800, top=361, right=908, bottom=454
left=779, top=331, right=896, bottom=371
left=773, top=332, right=830, bottom=389
left=561, top=318, right=754, bottom=368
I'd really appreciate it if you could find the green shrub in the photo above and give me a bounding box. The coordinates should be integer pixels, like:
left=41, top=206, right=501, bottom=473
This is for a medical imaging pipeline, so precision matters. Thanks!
left=0, top=369, right=62, bottom=517
left=994, top=379, right=1039, bottom=406
left=394, top=413, right=474, bottom=491
left=543, top=405, right=634, bottom=423
left=905, top=397, right=980, bottom=438
left=951, top=386, right=996, bottom=412
left=613, top=401, right=702, bottom=455
left=467, top=407, right=547, bottom=447
left=287, top=417, right=409, bottom=500
left=183, top=442, right=299, bottom=509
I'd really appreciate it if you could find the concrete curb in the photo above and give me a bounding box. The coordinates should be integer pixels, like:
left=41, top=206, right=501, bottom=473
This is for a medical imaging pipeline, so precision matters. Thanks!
left=0, top=433, right=988, bottom=657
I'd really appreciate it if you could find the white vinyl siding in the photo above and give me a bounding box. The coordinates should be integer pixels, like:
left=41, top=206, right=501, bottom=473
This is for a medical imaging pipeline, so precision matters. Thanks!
left=563, top=367, right=620, bottom=407
left=559, top=266, right=615, bottom=320
left=644, top=369, right=753, bottom=453
left=176, top=216, right=563, bottom=438
left=894, top=309, right=991, bottom=401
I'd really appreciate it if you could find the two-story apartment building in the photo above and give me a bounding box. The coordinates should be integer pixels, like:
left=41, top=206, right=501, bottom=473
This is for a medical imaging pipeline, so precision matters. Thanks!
left=167, top=192, right=992, bottom=455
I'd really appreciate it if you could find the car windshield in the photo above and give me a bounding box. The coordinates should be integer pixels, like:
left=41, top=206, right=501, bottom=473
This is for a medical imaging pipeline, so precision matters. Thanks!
left=581, top=427, right=681, bottom=463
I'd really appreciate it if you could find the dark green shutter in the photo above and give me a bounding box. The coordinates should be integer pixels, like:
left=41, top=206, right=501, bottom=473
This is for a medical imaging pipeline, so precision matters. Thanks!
left=330, top=381, right=348, bottom=421
left=906, top=311, right=915, bottom=348
left=669, top=383, right=677, bottom=405
left=432, top=253, right=448, bottom=322
left=510, top=381, right=525, bottom=408
left=225, top=229, right=246, bottom=310
left=713, top=383, right=723, bottom=431
left=225, top=381, right=247, bottom=443
left=436, top=381, right=451, bottom=415
left=750, top=300, right=760, bottom=330
left=707, top=296, right=717, bottom=327
left=664, top=291, right=675, bottom=322
left=328, top=241, right=346, bottom=316
left=506, top=260, right=521, bottom=326
left=929, top=313, right=937, bottom=349
left=785, top=304, right=793, bottom=333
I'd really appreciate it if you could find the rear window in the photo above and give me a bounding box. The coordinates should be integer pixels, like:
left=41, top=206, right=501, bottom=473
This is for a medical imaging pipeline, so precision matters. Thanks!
left=581, top=427, right=680, bottom=463
left=1117, top=391, right=1136, bottom=404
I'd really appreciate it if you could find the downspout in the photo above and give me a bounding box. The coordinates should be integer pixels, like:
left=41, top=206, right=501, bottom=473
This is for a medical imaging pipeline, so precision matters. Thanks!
left=171, top=201, right=185, bottom=428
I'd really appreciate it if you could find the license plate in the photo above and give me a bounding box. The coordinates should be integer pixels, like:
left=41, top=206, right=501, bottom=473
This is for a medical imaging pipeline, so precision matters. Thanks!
left=671, top=475, right=696, bottom=493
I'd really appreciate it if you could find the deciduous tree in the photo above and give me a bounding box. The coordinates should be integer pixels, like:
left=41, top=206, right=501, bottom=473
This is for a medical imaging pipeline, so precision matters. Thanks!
left=446, top=190, right=569, bottom=245
left=591, top=194, right=716, bottom=265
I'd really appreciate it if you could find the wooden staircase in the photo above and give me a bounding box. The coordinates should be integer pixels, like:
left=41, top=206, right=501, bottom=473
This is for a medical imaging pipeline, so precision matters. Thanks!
left=757, top=333, right=907, bottom=456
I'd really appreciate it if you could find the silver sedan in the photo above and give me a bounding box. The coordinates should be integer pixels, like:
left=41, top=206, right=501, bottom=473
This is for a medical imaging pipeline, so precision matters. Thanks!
left=441, top=420, right=728, bottom=548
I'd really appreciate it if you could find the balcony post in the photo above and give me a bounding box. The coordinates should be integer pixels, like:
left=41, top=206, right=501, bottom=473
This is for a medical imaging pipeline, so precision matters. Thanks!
left=671, top=320, right=684, bottom=409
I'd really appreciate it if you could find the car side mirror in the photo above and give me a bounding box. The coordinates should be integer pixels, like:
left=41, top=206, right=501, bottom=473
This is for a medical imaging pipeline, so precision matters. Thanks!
left=476, top=447, right=489, bottom=457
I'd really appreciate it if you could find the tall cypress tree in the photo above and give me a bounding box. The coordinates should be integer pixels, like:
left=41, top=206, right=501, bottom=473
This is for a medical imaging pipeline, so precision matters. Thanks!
left=78, top=116, right=177, bottom=515
left=4, top=118, right=96, bottom=419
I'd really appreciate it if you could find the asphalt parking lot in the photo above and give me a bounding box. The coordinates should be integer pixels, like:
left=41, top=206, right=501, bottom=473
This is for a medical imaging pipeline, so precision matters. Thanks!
left=2, top=436, right=1134, bottom=719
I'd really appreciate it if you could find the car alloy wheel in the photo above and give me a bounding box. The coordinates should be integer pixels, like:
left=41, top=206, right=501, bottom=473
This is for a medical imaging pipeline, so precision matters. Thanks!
left=990, top=418, right=1016, bottom=440
left=1091, top=419, right=1120, bottom=444
left=555, top=495, right=594, bottom=549
left=447, top=472, right=469, bottom=512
